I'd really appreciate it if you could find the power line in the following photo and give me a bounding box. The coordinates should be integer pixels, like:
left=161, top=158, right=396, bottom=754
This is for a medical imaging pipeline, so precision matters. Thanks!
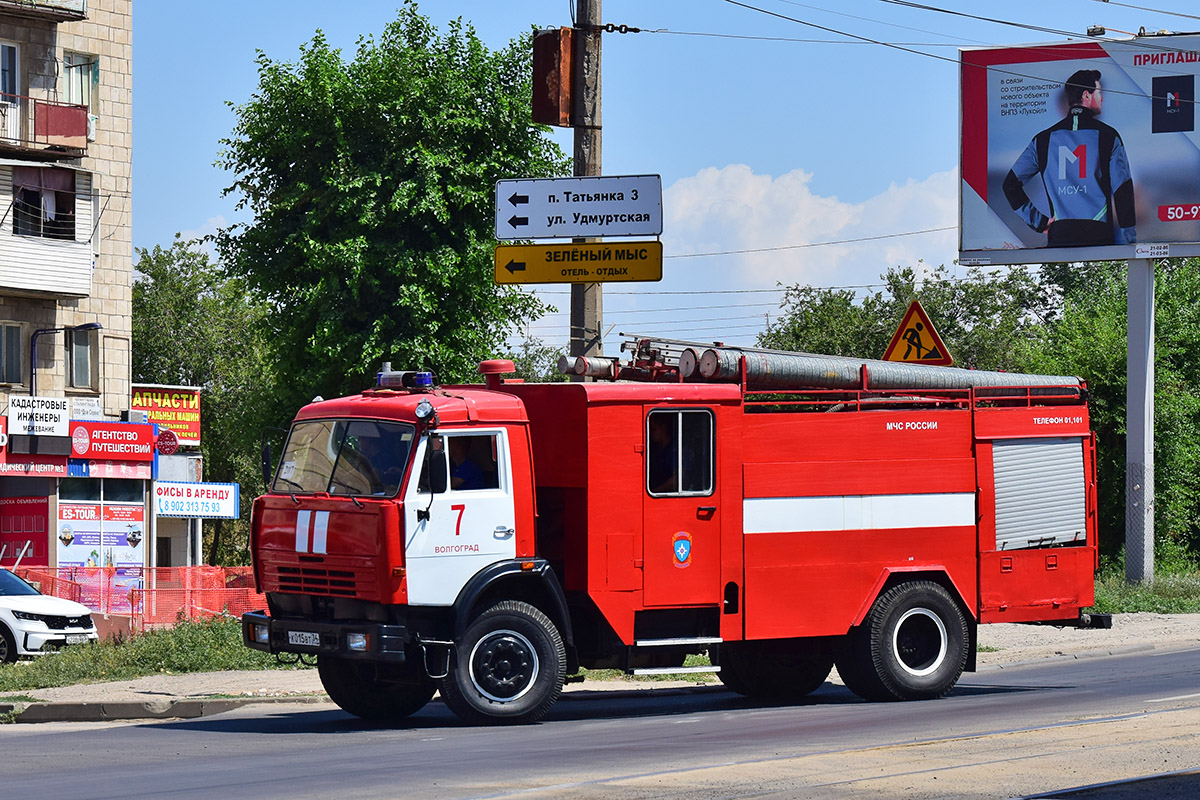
left=652, top=29, right=963, bottom=47
left=664, top=226, right=954, bottom=259
left=524, top=310, right=776, bottom=329
left=1086, top=0, right=1200, bottom=24
left=534, top=300, right=783, bottom=317
left=872, top=0, right=1200, bottom=46
left=721, top=0, right=1197, bottom=102
left=775, top=0, right=988, bottom=43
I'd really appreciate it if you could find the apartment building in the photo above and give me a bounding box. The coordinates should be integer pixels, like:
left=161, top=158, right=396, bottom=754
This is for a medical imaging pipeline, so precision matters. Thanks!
left=0, top=0, right=144, bottom=573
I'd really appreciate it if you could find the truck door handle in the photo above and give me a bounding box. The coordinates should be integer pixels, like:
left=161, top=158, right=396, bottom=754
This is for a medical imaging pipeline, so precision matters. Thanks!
left=697, top=506, right=716, bottom=518
left=494, top=526, right=515, bottom=539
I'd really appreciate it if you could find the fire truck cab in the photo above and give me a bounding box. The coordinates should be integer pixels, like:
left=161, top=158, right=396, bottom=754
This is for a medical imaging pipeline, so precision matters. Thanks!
left=244, top=340, right=1098, bottom=725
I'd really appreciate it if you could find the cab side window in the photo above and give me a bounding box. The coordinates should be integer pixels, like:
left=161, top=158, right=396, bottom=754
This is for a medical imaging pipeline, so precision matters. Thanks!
left=448, top=434, right=500, bottom=491
left=647, top=409, right=713, bottom=496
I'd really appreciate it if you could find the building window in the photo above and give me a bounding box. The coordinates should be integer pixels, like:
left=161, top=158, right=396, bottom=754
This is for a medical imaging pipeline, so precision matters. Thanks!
left=67, top=326, right=96, bottom=390
left=13, top=166, right=76, bottom=240
left=63, top=52, right=97, bottom=110
left=646, top=409, right=714, bottom=497
left=0, top=322, right=23, bottom=384
left=0, top=43, right=19, bottom=142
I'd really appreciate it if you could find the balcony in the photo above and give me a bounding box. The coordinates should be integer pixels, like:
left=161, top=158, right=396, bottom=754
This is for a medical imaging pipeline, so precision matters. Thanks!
left=0, top=1, right=87, bottom=22
left=0, top=94, right=88, bottom=158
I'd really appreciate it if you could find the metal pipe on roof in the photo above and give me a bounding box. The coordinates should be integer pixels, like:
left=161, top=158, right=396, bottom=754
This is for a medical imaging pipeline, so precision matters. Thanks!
left=697, top=347, right=1081, bottom=391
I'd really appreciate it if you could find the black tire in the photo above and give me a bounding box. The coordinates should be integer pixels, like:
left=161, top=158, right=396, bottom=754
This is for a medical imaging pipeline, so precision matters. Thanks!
left=317, top=656, right=435, bottom=720
left=0, top=624, right=16, bottom=664
left=438, top=600, right=565, bottom=725
left=719, top=641, right=832, bottom=700
left=836, top=581, right=969, bottom=702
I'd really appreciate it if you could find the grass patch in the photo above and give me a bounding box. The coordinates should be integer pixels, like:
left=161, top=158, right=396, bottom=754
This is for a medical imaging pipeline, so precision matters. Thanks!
left=0, top=694, right=43, bottom=704
left=1090, top=569, right=1200, bottom=614
left=572, top=653, right=718, bottom=684
left=0, top=618, right=308, bottom=693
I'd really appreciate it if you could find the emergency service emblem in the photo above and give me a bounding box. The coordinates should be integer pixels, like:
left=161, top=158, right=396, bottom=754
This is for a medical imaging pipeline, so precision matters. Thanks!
left=673, top=531, right=692, bottom=568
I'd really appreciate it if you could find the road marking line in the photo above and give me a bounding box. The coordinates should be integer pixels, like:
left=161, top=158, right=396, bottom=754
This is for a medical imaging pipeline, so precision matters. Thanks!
left=1147, top=692, right=1200, bottom=703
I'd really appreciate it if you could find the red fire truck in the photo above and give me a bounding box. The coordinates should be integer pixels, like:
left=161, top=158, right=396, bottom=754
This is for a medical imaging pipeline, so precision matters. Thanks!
left=242, top=337, right=1099, bottom=724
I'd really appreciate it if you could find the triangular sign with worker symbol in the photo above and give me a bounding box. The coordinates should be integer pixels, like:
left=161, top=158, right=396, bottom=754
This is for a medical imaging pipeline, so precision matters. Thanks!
left=881, top=300, right=953, bottom=366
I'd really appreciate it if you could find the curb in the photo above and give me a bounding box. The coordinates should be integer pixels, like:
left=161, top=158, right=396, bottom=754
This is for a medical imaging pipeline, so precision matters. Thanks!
left=0, top=695, right=329, bottom=723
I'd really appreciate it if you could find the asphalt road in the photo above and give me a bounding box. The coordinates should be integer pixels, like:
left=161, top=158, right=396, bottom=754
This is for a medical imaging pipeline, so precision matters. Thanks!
left=2, top=647, right=1199, bottom=800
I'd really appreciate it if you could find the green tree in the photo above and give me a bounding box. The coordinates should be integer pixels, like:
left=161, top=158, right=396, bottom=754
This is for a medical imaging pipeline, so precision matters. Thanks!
left=132, top=237, right=272, bottom=565
left=1031, top=260, right=1200, bottom=566
left=761, top=263, right=1051, bottom=372
left=217, top=2, right=567, bottom=415
left=504, top=335, right=569, bottom=383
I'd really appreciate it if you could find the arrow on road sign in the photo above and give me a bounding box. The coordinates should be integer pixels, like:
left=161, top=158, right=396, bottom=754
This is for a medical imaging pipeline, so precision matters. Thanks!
left=507, top=192, right=528, bottom=207
left=503, top=259, right=526, bottom=275
left=508, top=215, right=528, bottom=229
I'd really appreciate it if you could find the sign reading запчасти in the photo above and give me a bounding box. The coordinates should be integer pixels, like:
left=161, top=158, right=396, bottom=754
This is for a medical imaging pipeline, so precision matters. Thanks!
left=6, top=396, right=69, bottom=436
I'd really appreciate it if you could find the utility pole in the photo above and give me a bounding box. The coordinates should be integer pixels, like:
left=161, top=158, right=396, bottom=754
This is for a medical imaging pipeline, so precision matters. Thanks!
left=570, top=0, right=602, bottom=366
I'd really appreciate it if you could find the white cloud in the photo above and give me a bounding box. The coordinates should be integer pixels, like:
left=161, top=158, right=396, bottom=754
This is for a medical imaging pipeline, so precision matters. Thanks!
left=515, top=165, right=963, bottom=353
left=175, top=215, right=229, bottom=257
left=661, top=165, right=959, bottom=291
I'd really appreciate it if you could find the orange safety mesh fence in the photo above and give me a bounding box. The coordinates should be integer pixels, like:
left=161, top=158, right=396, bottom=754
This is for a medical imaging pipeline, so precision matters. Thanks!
left=13, top=568, right=84, bottom=604
left=14, top=566, right=265, bottom=632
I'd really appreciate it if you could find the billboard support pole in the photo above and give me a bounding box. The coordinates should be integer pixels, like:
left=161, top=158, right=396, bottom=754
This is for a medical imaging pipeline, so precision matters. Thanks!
left=1126, top=258, right=1155, bottom=583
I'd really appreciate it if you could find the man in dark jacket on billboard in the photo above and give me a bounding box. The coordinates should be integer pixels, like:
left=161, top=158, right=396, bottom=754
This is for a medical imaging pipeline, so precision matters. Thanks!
left=1003, top=69, right=1136, bottom=247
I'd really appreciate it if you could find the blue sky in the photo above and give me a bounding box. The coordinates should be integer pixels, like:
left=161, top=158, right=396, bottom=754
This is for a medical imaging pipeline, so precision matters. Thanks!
left=133, top=1, right=1197, bottom=352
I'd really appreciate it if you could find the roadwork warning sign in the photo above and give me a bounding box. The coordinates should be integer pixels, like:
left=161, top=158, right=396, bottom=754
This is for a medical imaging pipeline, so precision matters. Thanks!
left=882, top=300, right=953, bottom=366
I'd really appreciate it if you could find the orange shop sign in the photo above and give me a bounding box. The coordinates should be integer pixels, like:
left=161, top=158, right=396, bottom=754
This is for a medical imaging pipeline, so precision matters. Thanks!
left=130, top=384, right=201, bottom=445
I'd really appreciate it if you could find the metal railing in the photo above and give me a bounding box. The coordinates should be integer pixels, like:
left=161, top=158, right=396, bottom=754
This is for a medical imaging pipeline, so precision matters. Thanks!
left=0, top=1, right=87, bottom=21
left=0, top=93, right=88, bottom=153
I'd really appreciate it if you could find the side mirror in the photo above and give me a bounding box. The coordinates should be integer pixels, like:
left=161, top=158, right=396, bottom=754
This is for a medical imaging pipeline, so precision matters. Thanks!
left=428, top=448, right=448, bottom=494
left=261, top=441, right=273, bottom=489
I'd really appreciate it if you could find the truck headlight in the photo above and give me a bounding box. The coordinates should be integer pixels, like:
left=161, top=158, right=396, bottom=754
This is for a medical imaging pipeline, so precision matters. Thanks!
left=254, top=624, right=269, bottom=644
left=347, top=633, right=369, bottom=652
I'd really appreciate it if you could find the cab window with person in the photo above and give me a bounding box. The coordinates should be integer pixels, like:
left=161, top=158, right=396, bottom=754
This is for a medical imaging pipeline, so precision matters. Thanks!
left=646, top=409, right=713, bottom=496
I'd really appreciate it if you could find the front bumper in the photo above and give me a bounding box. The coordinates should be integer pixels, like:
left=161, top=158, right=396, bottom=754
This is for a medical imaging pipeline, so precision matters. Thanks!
left=241, top=610, right=410, bottom=662
left=21, top=628, right=99, bottom=656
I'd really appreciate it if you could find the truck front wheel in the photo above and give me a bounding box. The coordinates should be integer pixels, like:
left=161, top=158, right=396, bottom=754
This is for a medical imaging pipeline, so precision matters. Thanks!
left=317, top=656, right=435, bottom=720
left=439, top=600, right=566, bottom=725
left=835, top=581, right=969, bottom=702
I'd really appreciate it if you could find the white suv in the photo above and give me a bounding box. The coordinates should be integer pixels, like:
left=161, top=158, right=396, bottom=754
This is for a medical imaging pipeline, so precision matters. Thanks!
left=0, top=569, right=99, bottom=662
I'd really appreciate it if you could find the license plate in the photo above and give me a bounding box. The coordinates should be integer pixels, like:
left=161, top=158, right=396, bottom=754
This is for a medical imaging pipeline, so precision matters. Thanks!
left=65, top=634, right=88, bottom=645
left=287, top=630, right=321, bottom=648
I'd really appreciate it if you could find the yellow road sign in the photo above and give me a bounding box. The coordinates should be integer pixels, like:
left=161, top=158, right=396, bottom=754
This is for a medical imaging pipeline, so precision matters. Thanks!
left=881, top=300, right=953, bottom=365
left=494, top=241, right=663, bottom=284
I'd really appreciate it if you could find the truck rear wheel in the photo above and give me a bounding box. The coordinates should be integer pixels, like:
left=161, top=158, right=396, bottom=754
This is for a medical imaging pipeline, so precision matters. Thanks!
left=719, top=641, right=832, bottom=700
left=835, top=581, right=969, bottom=702
left=317, top=656, right=435, bottom=720
left=439, top=600, right=565, bottom=725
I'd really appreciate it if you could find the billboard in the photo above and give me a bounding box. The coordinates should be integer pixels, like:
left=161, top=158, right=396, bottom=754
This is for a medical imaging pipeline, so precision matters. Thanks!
left=130, top=384, right=201, bottom=446
left=961, top=37, right=1200, bottom=264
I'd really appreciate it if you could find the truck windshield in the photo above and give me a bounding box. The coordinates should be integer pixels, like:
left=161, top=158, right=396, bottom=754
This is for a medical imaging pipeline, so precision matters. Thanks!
left=274, top=419, right=416, bottom=497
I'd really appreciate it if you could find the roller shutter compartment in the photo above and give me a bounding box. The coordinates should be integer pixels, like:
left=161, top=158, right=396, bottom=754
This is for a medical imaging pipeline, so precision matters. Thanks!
left=992, top=437, right=1086, bottom=550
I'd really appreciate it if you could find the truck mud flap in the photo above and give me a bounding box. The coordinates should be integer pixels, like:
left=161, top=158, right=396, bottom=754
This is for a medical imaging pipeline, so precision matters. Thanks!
left=420, top=638, right=454, bottom=680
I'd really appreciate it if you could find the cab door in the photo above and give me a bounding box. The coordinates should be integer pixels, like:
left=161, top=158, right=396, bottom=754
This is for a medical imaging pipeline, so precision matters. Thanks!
left=403, top=429, right=516, bottom=606
left=642, top=408, right=721, bottom=606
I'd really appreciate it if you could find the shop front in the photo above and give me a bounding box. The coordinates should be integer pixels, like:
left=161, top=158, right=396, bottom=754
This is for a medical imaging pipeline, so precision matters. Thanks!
left=0, top=417, right=156, bottom=573
left=0, top=416, right=67, bottom=567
